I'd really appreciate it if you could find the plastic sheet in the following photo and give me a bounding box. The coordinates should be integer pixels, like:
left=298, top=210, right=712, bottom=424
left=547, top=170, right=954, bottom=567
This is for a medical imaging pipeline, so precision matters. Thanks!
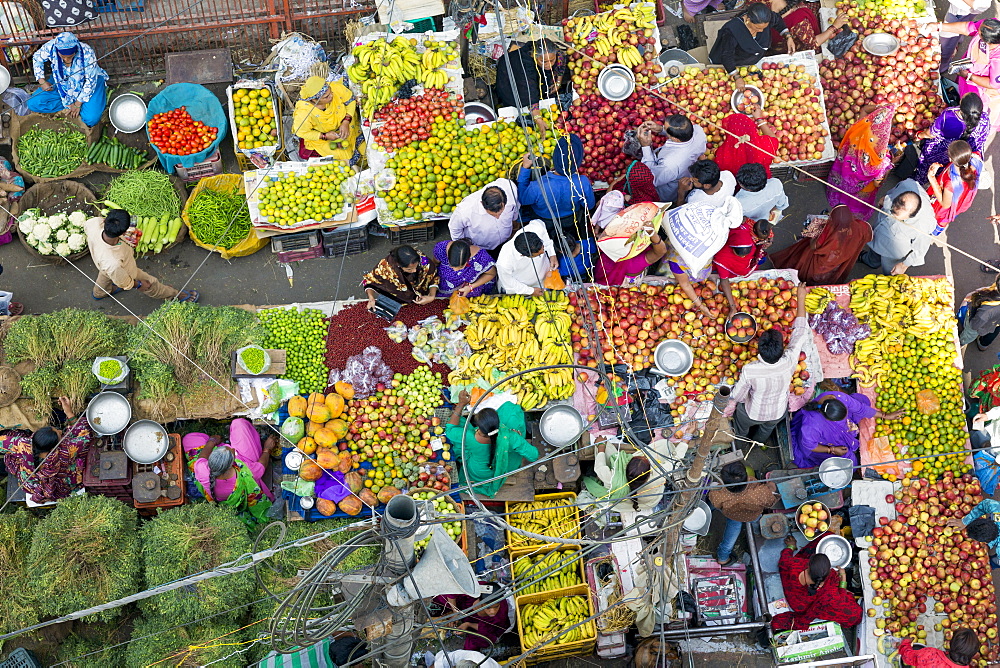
left=146, top=83, right=228, bottom=173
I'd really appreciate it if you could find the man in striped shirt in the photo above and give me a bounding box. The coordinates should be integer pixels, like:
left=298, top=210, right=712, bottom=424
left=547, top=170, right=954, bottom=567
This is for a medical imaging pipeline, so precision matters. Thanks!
left=729, top=284, right=810, bottom=444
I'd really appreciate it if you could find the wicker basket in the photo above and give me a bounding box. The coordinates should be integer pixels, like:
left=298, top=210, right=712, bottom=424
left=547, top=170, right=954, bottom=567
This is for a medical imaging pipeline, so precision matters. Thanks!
left=13, top=179, right=95, bottom=264
left=0, top=366, right=21, bottom=407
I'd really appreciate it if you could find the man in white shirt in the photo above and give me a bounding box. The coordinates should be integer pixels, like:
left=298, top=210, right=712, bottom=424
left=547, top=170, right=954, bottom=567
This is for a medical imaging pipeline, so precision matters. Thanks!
left=448, top=178, right=518, bottom=254
left=677, top=159, right=737, bottom=208
left=939, top=0, right=992, bottom=72
left=496, top=219, right=557, bottom=295
left=734, top=162, right=788, bottom=223
left=729, top=285, right=809, bottom=442
left=860, top=181, right=937, bottom=275
left=637, top=114, right=707, bottom=202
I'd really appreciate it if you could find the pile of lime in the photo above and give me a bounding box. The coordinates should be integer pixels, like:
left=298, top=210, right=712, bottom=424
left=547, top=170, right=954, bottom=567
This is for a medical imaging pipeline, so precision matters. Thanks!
left=256, top=163, right=354, bottom=227
left=393, top=367, right=443, bottom=416
left=259, top=307, right=329, bottom=393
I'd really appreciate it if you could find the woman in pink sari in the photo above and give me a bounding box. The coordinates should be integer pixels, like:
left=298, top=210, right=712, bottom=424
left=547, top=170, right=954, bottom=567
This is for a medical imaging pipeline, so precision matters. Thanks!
left=930, top=18, right=1000, bottom=130
left=826, top=104, right=897, bottom=220
left=926, top=139, right=984, bottom=235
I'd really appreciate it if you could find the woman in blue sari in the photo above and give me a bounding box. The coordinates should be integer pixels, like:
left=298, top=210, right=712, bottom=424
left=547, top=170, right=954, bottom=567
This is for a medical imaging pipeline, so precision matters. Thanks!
left=27, top=32, right=108, bottom=127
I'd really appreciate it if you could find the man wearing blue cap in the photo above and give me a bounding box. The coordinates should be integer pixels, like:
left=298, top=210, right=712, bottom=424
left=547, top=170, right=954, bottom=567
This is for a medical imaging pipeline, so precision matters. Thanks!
left=27, top=32, right=108, bottom=127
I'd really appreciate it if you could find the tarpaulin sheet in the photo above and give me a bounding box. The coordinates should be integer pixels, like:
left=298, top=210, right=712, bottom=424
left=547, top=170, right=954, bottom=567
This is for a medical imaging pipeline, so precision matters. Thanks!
left=146, top=83, right=228, bottom=173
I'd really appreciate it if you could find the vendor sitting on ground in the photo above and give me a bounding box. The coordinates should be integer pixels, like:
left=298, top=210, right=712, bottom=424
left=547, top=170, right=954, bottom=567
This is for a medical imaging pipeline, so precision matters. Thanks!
left=28, top=32, right=107, bottom=127
left=434, top=590, right=509, bottom=653
left=363, top=245, right=439, bottom=310
left=947, top=497, right=1000, bottom=569
left=791, top=385, right=904, bottom=468
left=446, top=390, right=539, bottom=498
left=772, top=534, right=863, bottom=632
left=0, top=396, right=92, bottom=504
left=432, top=239, right=497, bottom=299
left=587, top=435, right=678, bottom=519
left=899, top=628, right=981, bottom=667
left=712, top=217, right=773, bottom=313
left=293, top=76, right=365, bottom=165
left=183, top=418, right=277, bottom=527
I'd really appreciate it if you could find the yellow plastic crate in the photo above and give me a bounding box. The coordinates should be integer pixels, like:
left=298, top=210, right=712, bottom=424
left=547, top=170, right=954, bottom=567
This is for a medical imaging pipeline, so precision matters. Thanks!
left=510, top=546, right=586, bottom=602
left=505, top=492, right=581, bottom=557
left=514, top=587, right=597, bottom=663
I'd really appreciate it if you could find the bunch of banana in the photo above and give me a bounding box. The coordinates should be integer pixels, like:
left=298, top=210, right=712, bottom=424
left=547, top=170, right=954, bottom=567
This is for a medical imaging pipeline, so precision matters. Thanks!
left=520, top=596, right=594, bottom=648
left=512, top=551, right=582, bottom=595
left=538, top=289, right=569, bottom=306
left=349, top=36, right=458, bottom=113
left=805, top=287, right=834, bottom=314
left=535, top=312, right=572, bottom=345
left=498, top=293, right=538, bottom=317
left=508, top=499, right=579, bottom=547
left=616, top=45, right=644, bottom=68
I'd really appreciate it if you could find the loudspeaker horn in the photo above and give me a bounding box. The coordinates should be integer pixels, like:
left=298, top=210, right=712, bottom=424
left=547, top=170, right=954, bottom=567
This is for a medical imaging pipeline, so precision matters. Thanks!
left=387, top=525, right=479, bottom=606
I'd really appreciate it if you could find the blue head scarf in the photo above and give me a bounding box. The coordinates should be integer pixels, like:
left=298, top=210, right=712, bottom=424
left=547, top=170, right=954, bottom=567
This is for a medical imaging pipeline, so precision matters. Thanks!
left=54, top=32, right=80, bottom=56
left=552, top=134, right=583, bottom=176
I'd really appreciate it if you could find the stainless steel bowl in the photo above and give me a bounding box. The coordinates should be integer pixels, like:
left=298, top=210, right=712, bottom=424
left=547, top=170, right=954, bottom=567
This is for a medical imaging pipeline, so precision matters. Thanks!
left=109, top=93, right=148, bottom=133
left=816, top=534, right=852, bottom=568
left=795, top=500, right=832, bottom=541
left=464, top=102, right=497, bottom=126
left=123, top=419, right=170, bottom=464
left=725, top=312, right=758, bottom=343
left=819, top=456, right=853, bottom=490
left=0, top=65, right=11, bottom=95
left=863, top=33, right=900, bottom=56
left=86, top=391, right=132, bottom=436
left=682, top=499, right=712, bottom=535
left=597, top=64, right=636, bottom=102
left=730, top=85, right=766, bottom=114
left=538, top=403, right=585, bottom=447
left=653, top=339, right=693, bottom=376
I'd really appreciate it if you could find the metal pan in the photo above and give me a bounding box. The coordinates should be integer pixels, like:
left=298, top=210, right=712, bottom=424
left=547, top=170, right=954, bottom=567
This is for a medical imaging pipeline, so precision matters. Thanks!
left=86, top=391, right=132, bottom=435
left=123, top=419, right=170, bottom=464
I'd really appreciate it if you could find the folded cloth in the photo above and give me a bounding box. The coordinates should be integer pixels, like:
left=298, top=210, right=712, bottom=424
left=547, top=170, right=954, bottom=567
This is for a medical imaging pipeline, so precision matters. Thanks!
left=314, top=470, right=350, bottom=502
left=849, top=504, right=875, bottom=537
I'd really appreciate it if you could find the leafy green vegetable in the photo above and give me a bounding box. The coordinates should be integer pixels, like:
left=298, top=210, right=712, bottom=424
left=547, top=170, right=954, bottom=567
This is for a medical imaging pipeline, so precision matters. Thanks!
left=57, top=360, right=99, bottom=416
left=51, top=622, right=127, bottom=668
left=19, top=365, right=59, bottom=420
left=4, top=315, right=54, bottom=365
left=27, top=495, right=140, bottom=623
left=193, top=306, right=266, bottom=380
left=0, top=511, right=39, bottom=650
left=46, top=309, right=129, bottom=363
left=125, top=617, right=253, bottom=668
left=139, top=504, right=255, bottom=624
left=134, top=360, right=180, bottom=401
left=105, top=170, right=181, bottom=219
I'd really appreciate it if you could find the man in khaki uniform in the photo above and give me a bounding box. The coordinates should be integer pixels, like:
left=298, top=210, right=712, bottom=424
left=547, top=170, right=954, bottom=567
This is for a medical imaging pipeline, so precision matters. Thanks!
left=84, top=209, right=197, bottom=302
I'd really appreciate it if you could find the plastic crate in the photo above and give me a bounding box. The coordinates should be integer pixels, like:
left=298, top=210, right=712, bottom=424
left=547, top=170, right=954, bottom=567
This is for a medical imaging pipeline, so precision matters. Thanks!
left=505, top=492, right=580, bottom=557
left=403, top=17, right=436, bottom=32
left=270, top=231, right=322, bottom=263
left=384, top=221, right=435, bottom=245
left=322, top=225, right=369, bottom=258
left=511, top=546, right=586, bottom=603
left=0, top=648, right=42, bottom=668
left=95, top=0, right=144, bottom=11
left=133, top=434, right=186, bottom=514
left=174, top=149, right=223, bottom=183
left=514, top=587, right=597, bottom=663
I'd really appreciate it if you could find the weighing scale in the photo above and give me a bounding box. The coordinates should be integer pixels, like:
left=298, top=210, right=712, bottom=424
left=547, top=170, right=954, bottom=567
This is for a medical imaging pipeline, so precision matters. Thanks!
left=768, top=467, right=844, bottom=511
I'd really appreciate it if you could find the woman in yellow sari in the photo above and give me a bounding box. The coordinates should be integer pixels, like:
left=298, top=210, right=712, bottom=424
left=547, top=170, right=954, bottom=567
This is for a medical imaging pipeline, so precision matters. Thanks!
left=293, top=75, right=366, bottom=165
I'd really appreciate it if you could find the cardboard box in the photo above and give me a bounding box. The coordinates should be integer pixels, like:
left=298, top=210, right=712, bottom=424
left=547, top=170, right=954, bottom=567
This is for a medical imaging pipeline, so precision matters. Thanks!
left=774, top=622, right=847, bottom=664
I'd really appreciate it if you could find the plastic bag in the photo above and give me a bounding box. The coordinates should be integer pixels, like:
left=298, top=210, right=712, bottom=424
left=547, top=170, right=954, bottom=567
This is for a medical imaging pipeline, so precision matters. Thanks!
left=450, top=291, right=471, bottom=314
left=664, top=199, right=743, bottom=276
left=828, top=29, right=858, bottom=58
left=260, top=379, right=301, bottom=415
left=916, top=389, right=940, bottom=415
left=332, top=346, right=394, bottom=399
left=280, top=478, right=315, bottom=497
left=385, top=320, right=408, bottom=343
left=975, top=450, right=1000, bottom=496
left=543, top=271, right=566, bottom=290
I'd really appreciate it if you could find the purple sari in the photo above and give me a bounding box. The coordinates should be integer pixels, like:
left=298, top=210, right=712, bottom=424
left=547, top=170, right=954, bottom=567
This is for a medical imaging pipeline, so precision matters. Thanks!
left=433, top=241, right=496, bottom=298
left=790, top=391, right=876, bottom=469
left=433, top=593, right=510, bottom=651
left=915, top=107, right=991, bottom=185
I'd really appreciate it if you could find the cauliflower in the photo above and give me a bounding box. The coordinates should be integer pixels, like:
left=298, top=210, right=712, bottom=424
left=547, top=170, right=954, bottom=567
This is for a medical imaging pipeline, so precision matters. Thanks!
left=68, top=232, right=86, bottom=252
left=30, top=222, right=51, bottom=242
left=68, top=210, right=87, bottom=225
left=47, top=213, right=69, bottom=230
left=17, top=216, right=34, bottom=235
left=35, top=241, right=53, bottom=255
left=55, top=242, right=72, bottom=257
left=55, top=229, right=69, bottom=242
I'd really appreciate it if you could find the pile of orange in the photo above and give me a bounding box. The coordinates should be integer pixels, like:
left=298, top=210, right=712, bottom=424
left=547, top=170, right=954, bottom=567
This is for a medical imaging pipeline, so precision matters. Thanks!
left=233, top=87, right=277, bottom=150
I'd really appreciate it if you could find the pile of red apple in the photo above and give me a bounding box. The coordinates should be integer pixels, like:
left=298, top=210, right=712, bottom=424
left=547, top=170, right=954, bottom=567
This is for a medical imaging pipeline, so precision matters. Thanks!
left=567, top=278, right=811, bottom=417
left=561, top=91, right=670, bottom=183
left=867, top=473, right=999, bottom=666
left=820, top=8, right=942, bottom=143
left=561, top=8, right=662, bottom=96
left=656, top=62, right=831, bottom=163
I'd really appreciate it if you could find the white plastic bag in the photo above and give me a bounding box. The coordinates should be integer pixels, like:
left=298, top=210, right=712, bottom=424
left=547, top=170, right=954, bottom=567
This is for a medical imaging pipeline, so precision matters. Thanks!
left=663, top=198, right=744, bottom=276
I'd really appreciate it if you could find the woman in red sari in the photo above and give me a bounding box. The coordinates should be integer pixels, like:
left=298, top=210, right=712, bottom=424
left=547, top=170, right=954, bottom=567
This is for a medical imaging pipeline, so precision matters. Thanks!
left=770, top=0, right=848, bottom=52
left=715, top=110, right=779, bottom=177
left=772, top=534, right=862, bottom=632
left=771, top=204, right=873, bottom=285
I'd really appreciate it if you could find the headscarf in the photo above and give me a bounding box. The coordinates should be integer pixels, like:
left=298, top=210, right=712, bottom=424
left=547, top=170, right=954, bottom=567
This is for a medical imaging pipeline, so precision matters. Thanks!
left=716, top=113, right=777, bottom=176
left=300, top=75, right=330, bottom=103
left=815, top=205, right=858, bottom=256
left=54, top=32, right=79, bottom=56
left=712, top=217, right=759, bottom=279
left=840, top=104, right=895, bottom=168
left=551, top=134, right=583, bottom=175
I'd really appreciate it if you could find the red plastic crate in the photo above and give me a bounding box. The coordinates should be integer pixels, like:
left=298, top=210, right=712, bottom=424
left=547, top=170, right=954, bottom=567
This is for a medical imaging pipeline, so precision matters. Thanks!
left=175, top=149, right=224, bottom=183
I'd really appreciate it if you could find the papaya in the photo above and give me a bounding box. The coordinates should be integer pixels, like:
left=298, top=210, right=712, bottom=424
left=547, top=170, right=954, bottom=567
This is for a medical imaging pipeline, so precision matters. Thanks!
left=377, top=486, right=401, bottom=504
left=314, top=427, right=338, bottom=449
left=287, top=395, right=307, bottom=418
left=296, top=436, right=317, bottom=455
left=359, top=489, right=378, bottom=507
left=325, top=393, right=345, bottom=419
left=299, top=460, right=323, bottom=481
left=344, top=471, right=363, bottom=493
left=306, top=420, right=325, bottom=438
left=326, top=418, right=348, bottom=440
left=338, top=454, right=353, bottom=474
left=316, top=448, right=341, bottom=470
left=317, top=498, right=338, bottom=516
left=339, top=495, right=362, bottom=516
left=306, top=395, right=332, bottom=423
left=334, top=381, right=355, bottom=400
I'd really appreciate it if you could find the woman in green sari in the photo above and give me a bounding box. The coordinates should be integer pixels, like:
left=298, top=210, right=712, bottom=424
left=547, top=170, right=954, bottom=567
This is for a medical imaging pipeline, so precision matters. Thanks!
left=183, top=418, right=277, bottom=527
left=446, top=390, right=540, bottom=497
